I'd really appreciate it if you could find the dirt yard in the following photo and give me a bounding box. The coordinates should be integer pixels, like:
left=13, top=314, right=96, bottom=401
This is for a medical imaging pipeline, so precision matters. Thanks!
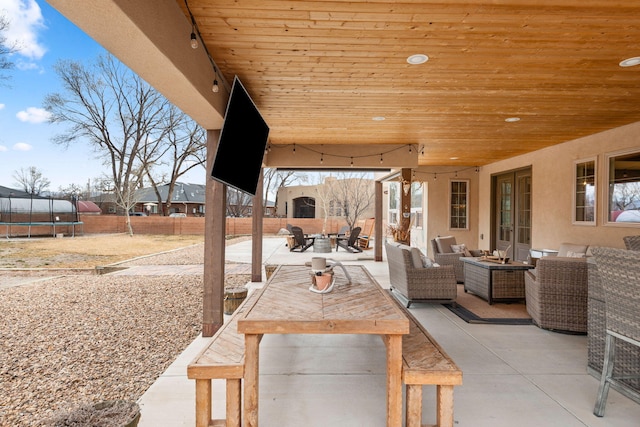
left=0, top=234, right=206, bottom=269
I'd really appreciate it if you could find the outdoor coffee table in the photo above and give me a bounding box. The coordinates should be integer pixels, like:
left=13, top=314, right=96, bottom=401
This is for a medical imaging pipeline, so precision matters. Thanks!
left=237, top=264, right=409, bottom=427
left=461, top=257, right=535, bottom=304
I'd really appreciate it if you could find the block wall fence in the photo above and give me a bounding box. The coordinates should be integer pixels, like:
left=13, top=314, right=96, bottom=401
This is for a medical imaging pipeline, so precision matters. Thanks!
left=76, top=215, right=352, bottom=236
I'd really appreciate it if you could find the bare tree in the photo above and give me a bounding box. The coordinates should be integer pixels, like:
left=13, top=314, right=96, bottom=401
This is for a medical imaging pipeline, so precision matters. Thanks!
left=327, top=172, right=374, bottom=230
left=263, top=168, right=306, bottom=216
left=12, top=166, right=50, bottom=195
left=44, top=54, right=171, bottom=235
left=226, top=187, right=253, bottom=217
left=0, top=14, right=16, bottom=84
left=140, top=104, right=206, bottom=215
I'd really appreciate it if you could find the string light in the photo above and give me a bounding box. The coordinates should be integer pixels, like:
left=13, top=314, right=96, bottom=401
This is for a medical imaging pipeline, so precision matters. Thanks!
left=350, top=157, right=354, bottom=167
left=434, top=173, right=437, bottom=180
left=268, top=143, right=412, bottom=164
left=190, top=31, right=198, bottom=49
left=185, top=0, right=230, bottom=94
left=320, top=153, right=324, bottom=164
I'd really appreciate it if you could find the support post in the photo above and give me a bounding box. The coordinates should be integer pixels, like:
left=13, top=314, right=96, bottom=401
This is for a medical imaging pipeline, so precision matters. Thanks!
left=251, top=168, right=264, bottom=282
left=375, top=180, right=383, bottom=262
left=203, top=129, right=225, bottom=337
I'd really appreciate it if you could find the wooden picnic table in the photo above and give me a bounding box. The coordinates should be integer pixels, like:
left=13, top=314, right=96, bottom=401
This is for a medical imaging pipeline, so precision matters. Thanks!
left=237, top=264, right=410, bottom=427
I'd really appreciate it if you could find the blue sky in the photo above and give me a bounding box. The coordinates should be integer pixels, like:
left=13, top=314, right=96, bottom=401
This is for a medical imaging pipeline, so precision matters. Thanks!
left=0, top=0, right=205, bottom=192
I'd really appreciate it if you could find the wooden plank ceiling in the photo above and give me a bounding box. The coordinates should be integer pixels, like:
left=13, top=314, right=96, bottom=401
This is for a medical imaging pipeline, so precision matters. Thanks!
left=178, top=0, right=640, bottom=167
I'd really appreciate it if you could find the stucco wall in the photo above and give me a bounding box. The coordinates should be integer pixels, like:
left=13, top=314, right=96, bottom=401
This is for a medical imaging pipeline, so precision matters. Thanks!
left=477, top=120, right=640, bottom=250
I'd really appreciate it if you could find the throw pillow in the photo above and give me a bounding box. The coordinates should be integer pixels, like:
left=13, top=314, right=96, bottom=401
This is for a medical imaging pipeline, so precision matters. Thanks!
left=451, top=243, right=472, bottom=257
left=420, top=254, right=434, bottom=268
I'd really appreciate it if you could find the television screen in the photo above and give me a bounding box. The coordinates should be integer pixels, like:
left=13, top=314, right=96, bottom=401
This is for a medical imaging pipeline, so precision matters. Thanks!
left=210, top=76, right=269, bottom=196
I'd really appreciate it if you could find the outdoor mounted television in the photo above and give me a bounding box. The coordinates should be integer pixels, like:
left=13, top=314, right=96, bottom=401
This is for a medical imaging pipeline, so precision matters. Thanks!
left=210, top=76, right=269, bottom=196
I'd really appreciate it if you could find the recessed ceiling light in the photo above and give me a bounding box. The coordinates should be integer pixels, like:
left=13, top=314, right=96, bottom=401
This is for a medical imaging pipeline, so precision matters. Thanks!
left=505, top=117, right=521, bottom=122
left=619, top=57, right=640, bottom=67
left=407, top=54, right=429, bottom=65
left=450, top=157, right=459, bottom=160
left=372, top=116, right=385, bottom=121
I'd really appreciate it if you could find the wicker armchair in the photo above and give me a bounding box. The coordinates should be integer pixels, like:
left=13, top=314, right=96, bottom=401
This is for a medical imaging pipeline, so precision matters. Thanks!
left=385, top=242, right=457, bottom=308
left=623, top=235, right=640, bottom=251
left=524, top=256, right=589, bottom=333
left=591, top=247, right=640, bottom=416
left=587, top=258, right=640, bottom=407
left=430, top=236, right=483, bottom=283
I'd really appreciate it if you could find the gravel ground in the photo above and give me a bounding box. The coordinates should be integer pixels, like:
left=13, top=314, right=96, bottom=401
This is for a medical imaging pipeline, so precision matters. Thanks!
left=0, top=245, right=251, bottom=427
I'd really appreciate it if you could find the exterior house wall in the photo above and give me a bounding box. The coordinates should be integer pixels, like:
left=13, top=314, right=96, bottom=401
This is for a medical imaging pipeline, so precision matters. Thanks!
left=477, top=120, right=640, bottom=250
left=276, top=179, right=376, bottom=222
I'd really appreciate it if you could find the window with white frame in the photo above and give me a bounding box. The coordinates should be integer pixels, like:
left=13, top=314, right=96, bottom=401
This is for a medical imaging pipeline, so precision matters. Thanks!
left=388, top=182, right=399, bottom=225
left=411, top=182, right=423, bottom=228
left=606, top=149, right=640, bottom=224
left=574, top=158, right=596, bottom=224
left=450, top=180, right=468, bottom=230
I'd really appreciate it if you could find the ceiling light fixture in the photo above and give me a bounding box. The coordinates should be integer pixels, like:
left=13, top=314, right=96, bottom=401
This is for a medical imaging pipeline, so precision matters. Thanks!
left=372, top=116, right=385, bottom=121
left=407, top=54, right=429, bottom=65
left=620, top=57, right=640, bottom=67
left=505, top=117, right=521, bottom=122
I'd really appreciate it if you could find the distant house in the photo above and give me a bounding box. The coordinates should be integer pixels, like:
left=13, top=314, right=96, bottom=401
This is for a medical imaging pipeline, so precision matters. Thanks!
left=134, top=182, right=206, bottom=216
left=93, top=182, right=276, bottom=217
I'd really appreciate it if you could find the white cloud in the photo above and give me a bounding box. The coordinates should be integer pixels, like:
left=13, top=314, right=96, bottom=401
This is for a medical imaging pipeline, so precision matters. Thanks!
left=0, top=103, right=5, bottom=110
left=0, top=145, right=8, bottom=151
left=2, top=0, right=47, bottom=60
left=16, top=106, right=50, bottom=123
left=13, top=142, right=32, bottom=151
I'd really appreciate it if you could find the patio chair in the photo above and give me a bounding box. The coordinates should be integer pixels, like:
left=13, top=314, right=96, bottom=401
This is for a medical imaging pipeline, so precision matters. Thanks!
left=336, top=226, right=362, bottom=253
left=623, top=235, right=640, bottom=251
left=357, top=218, right=375, bottom=249
left=592, top=247, right=640, bottom=416
left=289, top=226, right=315, bottom=252
left=430, top=236, right=483, bottom=283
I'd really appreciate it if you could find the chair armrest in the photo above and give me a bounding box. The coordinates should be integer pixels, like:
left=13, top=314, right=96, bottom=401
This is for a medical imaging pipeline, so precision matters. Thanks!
left=469, top=249, right=484, bottom=257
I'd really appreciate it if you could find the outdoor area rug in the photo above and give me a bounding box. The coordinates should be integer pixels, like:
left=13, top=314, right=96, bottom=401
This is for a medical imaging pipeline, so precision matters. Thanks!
left=443, top=285, right=532, bottom=325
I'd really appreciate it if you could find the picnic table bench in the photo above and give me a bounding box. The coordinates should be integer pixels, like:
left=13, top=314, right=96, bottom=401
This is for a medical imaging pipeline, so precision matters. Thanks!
left=187, top=289, right=257, bottom=427
left=389, top=294, right=463, bottom=427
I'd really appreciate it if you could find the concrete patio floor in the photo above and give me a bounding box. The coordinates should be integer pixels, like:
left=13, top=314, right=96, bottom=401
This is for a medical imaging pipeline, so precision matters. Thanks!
left=136, top=237, right=640, bottom=426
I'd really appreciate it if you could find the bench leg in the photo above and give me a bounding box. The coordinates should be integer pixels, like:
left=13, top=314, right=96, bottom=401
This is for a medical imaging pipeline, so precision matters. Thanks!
left=226, top=379, right=242, bottom=427
left=405, top=384, right=422, bottom=427
left=436, top=385, right=454, bottom=427
left=195, top=379, right=212, bottom=427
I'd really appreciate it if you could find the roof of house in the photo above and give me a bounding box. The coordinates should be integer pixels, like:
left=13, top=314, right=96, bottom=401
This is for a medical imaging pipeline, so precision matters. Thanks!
left=134, top=182, right=206, bottom=204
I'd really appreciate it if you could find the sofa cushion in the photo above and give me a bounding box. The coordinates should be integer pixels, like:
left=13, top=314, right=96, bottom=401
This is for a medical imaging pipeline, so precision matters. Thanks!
left=436, top=236, right=457, bottom=253
left=558, top=243, right=589, bottom=257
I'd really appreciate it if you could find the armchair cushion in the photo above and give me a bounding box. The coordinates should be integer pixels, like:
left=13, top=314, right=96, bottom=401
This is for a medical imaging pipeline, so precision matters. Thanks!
left=435, top=236, right=457, bottom=253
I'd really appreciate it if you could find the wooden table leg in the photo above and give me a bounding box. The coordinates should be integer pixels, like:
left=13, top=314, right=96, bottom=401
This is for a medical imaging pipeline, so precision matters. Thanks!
left=194, top=379, right=211, bottom=427
left=386, top=334, right=403, bottom=427
left=437, top=384, right=455, bottom=427
left=244, top=334, right=261, bottom=427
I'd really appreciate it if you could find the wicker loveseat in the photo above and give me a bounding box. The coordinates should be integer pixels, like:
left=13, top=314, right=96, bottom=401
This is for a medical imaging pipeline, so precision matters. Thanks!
left=430, top=236, right=483, bottom=283
left=385, top=242, right=457, bottom=308
left=524, top=244, right=590, bottom=333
